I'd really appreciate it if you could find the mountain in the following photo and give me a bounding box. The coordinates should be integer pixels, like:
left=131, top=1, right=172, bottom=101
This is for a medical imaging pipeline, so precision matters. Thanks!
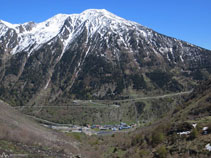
left=0, top=9, right=211, bottom=108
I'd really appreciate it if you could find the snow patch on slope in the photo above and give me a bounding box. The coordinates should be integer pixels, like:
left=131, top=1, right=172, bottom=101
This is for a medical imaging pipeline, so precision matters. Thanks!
left=206, top=144, right=211, bottom=151
left=11, top=14, right=71, bottom=55
left=0, top=20, right=19, bottom=30
left=1, top=9, right=165, bottom=58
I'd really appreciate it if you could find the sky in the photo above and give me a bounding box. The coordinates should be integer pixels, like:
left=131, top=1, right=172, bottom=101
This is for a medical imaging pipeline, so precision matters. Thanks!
left=0, top=0, right=211, bottom=50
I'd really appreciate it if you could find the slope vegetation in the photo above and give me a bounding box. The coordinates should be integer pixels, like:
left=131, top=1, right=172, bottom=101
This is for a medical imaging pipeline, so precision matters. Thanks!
left=80, top=80, right=211, bottom=158
left=0, top=9, right=211, bottom=108
left=0, top=99, right=81, bottom=157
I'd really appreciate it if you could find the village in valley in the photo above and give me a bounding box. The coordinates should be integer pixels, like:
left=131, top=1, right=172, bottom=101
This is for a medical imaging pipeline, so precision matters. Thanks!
left=43, top=122, right=137, bottom=136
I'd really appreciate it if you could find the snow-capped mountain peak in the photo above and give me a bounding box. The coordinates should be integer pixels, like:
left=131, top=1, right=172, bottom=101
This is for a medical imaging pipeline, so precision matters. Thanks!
left=0, top=14, right=73, bottom=54
left=80, top=9, right=125, bottom=21
left=0, top=8, right=200, bottom=61
left=0, top=20, right=18, bottom=29
left=1, top=9, right=143, bottom=55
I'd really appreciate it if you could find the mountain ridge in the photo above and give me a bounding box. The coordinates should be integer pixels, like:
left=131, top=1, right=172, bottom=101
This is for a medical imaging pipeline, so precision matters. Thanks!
left=0, top=9, right=149, bottom=56
left=0, top=9, right=211, bottom=111
left=1, top=9, right=210, bottom=54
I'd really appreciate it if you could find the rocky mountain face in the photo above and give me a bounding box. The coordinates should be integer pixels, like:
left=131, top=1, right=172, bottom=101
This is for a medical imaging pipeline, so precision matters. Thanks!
left=0, top=9, right=211, bottom=106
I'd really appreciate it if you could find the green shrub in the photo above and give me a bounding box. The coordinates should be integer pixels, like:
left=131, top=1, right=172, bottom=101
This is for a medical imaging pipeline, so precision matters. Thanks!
left=131, top=133, right=144, bottom=146
left=138, top=149, right=149, bottom=158
left=151, top=130, right=165, bottom=146
left=189, top=128, right=198, bottom=140
left=72, top=133, right=81, bottom=142
left=156, top=145, right=167, bottom=158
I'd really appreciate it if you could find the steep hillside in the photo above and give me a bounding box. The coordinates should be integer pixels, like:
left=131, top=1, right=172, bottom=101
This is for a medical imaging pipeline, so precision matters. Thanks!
left=0, top=99, right=81, bottom=157
left=0, top=9, right=211, bottom=108
left=85, top=80, right=211, bottom=158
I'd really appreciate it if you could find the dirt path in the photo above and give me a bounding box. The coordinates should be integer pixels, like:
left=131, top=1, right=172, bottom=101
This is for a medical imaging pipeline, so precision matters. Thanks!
left=123, top=90, right=192, bottom=101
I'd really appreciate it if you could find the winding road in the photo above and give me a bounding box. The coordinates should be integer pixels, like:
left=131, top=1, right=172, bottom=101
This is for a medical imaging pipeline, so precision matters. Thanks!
left=14, top=90, right=192, bottom=109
